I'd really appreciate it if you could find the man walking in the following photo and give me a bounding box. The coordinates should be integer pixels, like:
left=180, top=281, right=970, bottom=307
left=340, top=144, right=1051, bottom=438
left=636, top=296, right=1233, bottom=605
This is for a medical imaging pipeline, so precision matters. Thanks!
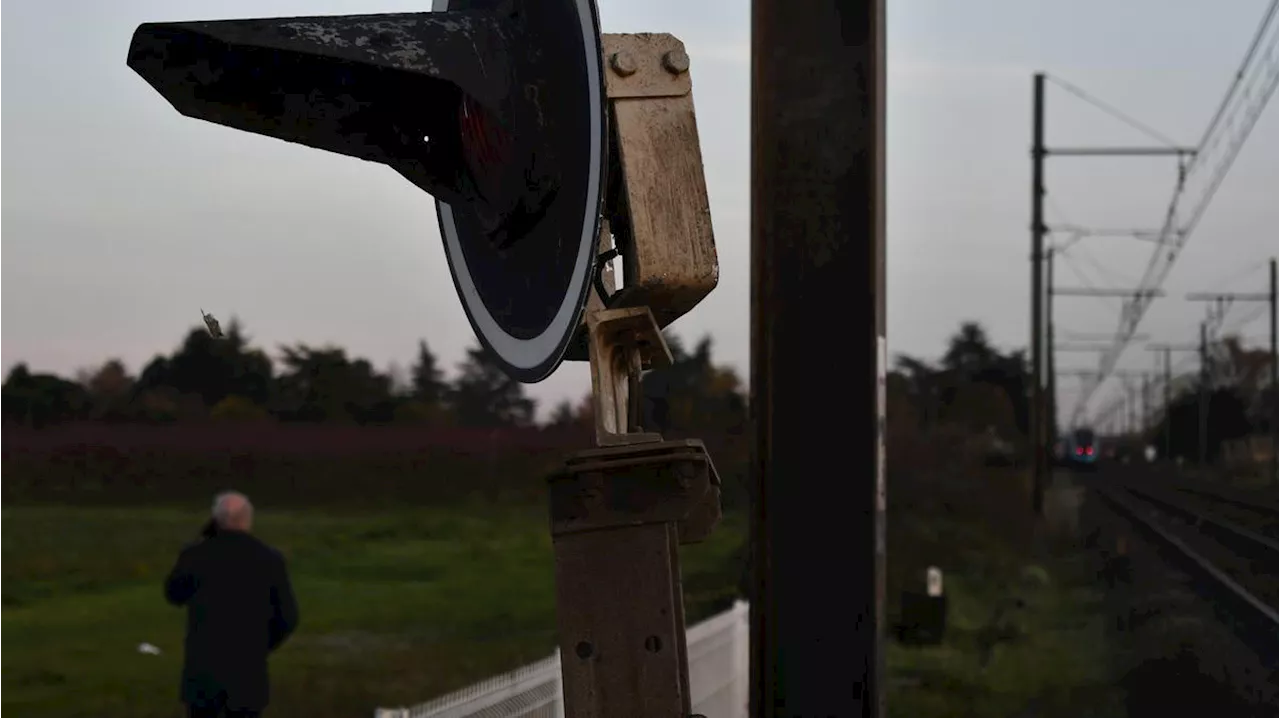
left=166, top=492, right=300, bottom=718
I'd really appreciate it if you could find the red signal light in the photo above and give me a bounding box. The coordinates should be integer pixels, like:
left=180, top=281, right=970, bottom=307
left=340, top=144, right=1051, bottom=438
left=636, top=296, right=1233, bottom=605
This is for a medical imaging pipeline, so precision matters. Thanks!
left=459, top=93, right=513, bottom=195
left=1075, top=447, right=1084, bottom=456
left=1085, top=446, right=1094, bottom=456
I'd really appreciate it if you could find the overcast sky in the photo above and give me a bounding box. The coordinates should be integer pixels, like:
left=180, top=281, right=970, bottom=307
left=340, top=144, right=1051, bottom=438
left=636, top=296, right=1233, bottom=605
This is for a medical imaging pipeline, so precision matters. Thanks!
left=3, top=0, right=1277, bottom=423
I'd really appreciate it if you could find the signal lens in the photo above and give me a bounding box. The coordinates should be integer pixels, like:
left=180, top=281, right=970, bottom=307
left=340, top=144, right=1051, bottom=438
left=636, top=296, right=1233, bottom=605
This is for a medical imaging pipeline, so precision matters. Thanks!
left=1075, top=447, right=1084, bottom=456
left=459, top=94, right=513, bottom=197
left=1085, top=447, right=1094, bottom=456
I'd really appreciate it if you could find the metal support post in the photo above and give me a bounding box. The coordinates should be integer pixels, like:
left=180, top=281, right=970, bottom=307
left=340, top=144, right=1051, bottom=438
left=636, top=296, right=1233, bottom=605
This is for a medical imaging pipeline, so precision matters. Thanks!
left=1184, top=268, right=1279, bottom=470
left=750, top=0, right=887, bottom=715
left=1271, top=258, right=1278, bottom=475
left=1142, top=373, right=1150, bottom=439
left=1199, top=322, right=1210, bottom=466
left=1046, top=250, right=1057, bottom=451
left=1164, top=348, right=1173, bottom=460
left=1031, top=72, right=1046, bottom=514
left=1131, top=378, right=1141, bottom=435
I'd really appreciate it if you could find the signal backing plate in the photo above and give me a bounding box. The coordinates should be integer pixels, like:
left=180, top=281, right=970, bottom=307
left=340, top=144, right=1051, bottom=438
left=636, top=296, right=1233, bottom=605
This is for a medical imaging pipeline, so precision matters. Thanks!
left=433, top=0, right=607, bottom=383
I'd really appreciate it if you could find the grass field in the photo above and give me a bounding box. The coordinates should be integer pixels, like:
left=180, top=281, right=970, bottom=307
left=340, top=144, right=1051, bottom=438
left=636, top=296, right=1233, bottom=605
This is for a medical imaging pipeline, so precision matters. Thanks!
left=885, top=549, right=1122, bottom=718
left=2, top=503, right=747, bottom=718
left=884, top=469, right=1124, bottom=718
left=3, top=425, right=1125, bottom=718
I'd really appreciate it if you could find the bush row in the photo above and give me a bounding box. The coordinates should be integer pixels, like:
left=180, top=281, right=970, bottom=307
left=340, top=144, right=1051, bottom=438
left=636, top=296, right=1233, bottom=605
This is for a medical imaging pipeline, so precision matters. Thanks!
left=2, top=424, right=751, bottom=509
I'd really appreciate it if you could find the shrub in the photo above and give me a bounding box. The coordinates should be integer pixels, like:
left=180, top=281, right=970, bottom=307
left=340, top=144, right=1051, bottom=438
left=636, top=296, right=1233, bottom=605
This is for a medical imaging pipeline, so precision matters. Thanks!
left=210, top=395, right=272, bottom=423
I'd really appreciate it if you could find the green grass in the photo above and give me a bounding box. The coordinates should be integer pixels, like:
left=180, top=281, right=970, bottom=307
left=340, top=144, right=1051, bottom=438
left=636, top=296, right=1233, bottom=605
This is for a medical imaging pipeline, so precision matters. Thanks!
left=3, top=504, right=746, bottom=718
left=5, top=466, right=1123, bottom=718
left=887, top=563, right=1122, bottom=718
left=883, top=469, right=1124, bottom=718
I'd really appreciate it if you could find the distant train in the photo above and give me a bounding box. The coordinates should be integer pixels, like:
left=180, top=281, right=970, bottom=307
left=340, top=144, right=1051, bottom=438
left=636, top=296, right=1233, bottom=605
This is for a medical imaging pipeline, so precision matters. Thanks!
left=1061, top=428, right=1098, bottom=470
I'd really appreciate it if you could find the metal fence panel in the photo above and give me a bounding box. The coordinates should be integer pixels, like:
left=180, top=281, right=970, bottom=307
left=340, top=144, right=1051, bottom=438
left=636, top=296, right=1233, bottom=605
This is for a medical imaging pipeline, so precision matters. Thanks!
left=375, top=601, right=749, bottom=718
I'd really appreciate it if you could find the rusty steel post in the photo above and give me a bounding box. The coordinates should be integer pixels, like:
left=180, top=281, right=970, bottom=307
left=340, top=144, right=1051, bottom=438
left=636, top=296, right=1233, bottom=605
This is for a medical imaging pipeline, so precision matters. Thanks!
left=549, top=440, right=721, bottom=718
left=750, top=1, right=887, bottom=716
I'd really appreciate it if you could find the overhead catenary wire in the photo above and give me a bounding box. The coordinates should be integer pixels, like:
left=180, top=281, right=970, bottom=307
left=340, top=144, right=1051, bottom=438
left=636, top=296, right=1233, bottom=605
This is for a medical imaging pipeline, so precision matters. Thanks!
left=1193, top=0, right=1280, bottom=152
left=1221, top=302, right=1271, bottom=336
left=1091, top=303, right=1272, bottom=425
left=1071, top=243, right=1136, bottom=288
left=1058, top=251, right=1126, bottom=314
left=1101, top=4, right=1275, bottom=370
left=1045, top=73, right=1182, bottom=147
left=1055, top=250, right=1134, bottom=406
left=1089, top=315, right=1216, bottom=424
left=1070, top=1, right=1280, bottom=422
left=1039, top=71, right=1189, bottom=425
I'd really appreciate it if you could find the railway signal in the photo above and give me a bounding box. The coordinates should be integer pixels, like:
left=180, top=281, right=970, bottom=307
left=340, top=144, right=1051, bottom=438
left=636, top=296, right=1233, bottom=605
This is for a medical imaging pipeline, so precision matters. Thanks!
left=128, top=0, right=608, bottom=384
left=128, top=4, right=722, bottom=717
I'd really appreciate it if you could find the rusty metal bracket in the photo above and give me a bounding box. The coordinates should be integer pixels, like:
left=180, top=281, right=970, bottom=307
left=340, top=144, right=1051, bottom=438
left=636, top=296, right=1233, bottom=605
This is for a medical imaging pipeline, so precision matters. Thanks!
left=601, top=33, right=718, bottom=332
left=586, top=306, right=670, bottom=446
left=549, top=440, right=722, bottom=718
left=603, top=34, right=693, bottom=100
left=550, top=440, right=722, bottom=543
left=565, top=33, right=718, bottom=363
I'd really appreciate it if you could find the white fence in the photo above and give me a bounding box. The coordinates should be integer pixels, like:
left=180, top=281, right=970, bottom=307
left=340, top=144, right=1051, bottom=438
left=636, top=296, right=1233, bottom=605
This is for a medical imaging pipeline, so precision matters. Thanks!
left=374, top=600, right=750, bottom=718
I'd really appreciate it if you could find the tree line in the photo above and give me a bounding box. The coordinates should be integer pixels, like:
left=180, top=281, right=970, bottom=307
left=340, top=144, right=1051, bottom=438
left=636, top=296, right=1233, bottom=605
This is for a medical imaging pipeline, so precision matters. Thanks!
left=1140, top=336, right=1275, bottom=463
left=888, top=321, right=1032, bottom=443
left=884, top=321, right=1274, bottom=464
left=2, top=320, right=748, bottom=436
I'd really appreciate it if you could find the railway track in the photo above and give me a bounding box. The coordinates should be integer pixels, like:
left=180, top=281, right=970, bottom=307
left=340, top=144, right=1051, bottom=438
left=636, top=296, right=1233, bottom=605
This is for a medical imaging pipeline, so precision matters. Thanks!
left=1091, top=475, right=1279, bottom=663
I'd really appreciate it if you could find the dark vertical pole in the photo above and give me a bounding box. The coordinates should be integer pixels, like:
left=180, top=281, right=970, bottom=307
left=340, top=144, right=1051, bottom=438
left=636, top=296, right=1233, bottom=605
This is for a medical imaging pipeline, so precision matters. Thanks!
left=1030, top=73, right=1046, bottom=514
left=1126, top=383, right=1136, bottom=435
left=1270, top=258, right=1277, bottom=476
left=750, top=1, right=886, bottom=717
left=1129, top=381, right=1137, bottom=436
left=1164, top=347, right=1172, bottom=461
left=1122, top=382, right=1130, bottom=436
left=1199, top=322, right=1209, bottom=466
left=1121, top=383, right=1128, bottom=436
left=1146, top=371, right=1157, bottom=440
left=1046, top=250, right=1056, bottom=456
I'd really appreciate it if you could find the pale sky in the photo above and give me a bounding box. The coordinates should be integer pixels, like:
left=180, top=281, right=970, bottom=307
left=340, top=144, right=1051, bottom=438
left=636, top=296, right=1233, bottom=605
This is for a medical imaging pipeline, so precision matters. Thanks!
left=3, top=0, right=1277, bottom=423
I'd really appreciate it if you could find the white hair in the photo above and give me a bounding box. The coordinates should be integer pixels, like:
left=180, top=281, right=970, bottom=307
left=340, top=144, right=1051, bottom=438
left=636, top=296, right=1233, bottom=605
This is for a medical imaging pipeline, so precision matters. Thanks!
left=211, top=491, right=254, bottom=530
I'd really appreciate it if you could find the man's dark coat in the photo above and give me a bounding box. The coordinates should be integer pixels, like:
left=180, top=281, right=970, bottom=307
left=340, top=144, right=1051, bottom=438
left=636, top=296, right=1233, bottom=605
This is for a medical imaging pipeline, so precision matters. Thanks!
left=165, top=530, right=299, bottom=710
